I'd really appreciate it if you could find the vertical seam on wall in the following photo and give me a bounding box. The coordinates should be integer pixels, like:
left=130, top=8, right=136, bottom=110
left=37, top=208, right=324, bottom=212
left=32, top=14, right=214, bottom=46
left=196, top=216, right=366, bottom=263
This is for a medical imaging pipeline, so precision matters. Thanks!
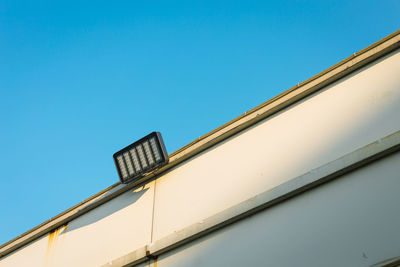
left=150, top=179, right=157, bottom=243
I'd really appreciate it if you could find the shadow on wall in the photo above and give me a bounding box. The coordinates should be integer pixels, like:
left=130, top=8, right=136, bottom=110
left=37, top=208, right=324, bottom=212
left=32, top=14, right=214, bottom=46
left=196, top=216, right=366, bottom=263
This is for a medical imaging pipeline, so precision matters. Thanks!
left=65, top=185, right=149, bottom=232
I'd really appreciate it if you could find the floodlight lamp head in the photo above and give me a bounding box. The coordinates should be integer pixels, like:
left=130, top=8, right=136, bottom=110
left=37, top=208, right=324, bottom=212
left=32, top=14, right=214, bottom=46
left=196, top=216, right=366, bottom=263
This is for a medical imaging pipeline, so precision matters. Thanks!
left=113, top=132, right=168, bottom=184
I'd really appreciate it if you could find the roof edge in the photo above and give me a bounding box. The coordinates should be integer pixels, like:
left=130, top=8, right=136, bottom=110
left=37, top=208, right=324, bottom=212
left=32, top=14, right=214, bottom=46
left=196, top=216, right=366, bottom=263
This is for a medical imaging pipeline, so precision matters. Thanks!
left=170, top=29, right=400, bottom=157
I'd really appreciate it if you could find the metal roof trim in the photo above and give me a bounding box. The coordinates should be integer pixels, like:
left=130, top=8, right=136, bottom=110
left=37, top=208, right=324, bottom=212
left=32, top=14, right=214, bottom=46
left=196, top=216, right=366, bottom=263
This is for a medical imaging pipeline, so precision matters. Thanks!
left=169, top=29, right=400, bottom=157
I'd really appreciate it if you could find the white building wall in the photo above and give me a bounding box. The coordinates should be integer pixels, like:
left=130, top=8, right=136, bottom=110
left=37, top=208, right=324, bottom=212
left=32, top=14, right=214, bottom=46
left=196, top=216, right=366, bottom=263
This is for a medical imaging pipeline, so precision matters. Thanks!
left=157, top=151, right=400, bottom=267
left=1, top=48, right=399, bottom=267
left=0, top=181, right=155, bottom=267
left=152, top=49, right=400, bottom=241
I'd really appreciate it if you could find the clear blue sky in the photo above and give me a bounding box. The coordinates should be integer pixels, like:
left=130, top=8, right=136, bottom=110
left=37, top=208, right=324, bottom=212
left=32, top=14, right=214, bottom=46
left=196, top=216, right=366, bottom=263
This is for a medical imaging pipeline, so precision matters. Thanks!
left=0, top=0, right=398, bottom=245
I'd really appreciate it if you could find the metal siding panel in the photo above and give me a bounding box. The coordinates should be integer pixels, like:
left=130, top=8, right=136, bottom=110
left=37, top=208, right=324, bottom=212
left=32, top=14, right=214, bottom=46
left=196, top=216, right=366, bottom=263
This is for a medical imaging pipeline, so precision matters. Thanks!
left=153, top=49, right=400, bottom=241
left=156, top=152, right=400, bottom=267
left=0, top=182, right=155, bottom=267
left=52, top=182, right=155, bottom=267
left=0, top=234, right=48, bottom=267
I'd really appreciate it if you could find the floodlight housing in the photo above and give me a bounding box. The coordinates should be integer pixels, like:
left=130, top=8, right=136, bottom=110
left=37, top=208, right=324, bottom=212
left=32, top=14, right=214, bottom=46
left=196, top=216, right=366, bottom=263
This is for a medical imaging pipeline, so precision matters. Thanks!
left=113, top=132, right=169, bottom=184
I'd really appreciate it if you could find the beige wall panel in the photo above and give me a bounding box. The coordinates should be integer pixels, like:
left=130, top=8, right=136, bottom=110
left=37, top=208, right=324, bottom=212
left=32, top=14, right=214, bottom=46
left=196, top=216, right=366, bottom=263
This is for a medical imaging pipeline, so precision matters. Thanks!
left=0, top=234, right=48, bottom=267
left=157, top=152, right=400, bottom=267
left=0, top=182, right=154, bottom=267
left=153, top=49, right=400, bottom=241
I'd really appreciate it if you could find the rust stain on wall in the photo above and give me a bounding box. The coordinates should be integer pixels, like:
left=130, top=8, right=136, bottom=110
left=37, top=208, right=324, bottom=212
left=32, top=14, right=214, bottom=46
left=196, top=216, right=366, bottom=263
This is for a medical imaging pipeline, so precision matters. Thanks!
left=44, top=224, right=68, bottom=266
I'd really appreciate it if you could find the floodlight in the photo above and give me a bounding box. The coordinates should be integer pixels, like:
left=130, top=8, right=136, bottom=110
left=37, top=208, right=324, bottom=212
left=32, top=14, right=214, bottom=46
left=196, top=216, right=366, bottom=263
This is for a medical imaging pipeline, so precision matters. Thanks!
left=113, top=132, right=169, bottom=184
